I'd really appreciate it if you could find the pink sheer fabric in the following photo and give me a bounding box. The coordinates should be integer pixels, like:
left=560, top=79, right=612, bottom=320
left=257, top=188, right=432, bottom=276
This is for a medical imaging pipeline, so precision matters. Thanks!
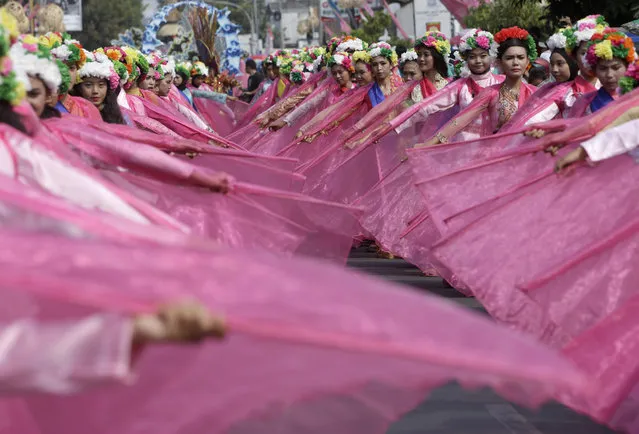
left=128, top=93, right=241, bottom=149
left=0, top=228, right=587, bottom=433
left=352, top=75, right=502, bottom=270
left=234, top=77, right=280, bottom=129
left=230, top=72, right=328, bottom=150
left=410, top=89, right=639, bottom=236
left=191, top=95, right=236, bottom=137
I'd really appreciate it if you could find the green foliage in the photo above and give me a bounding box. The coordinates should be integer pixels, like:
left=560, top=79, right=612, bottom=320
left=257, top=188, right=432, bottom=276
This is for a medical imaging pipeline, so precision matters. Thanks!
left=465, top=0, right=546, bottom=34
left=72, top=0, right=145, bottom=50
left=512, top=0, right=636, bottom=28
left=389, top=37, right=413, bottom=52
left=350, top=11, right=392, bottom=44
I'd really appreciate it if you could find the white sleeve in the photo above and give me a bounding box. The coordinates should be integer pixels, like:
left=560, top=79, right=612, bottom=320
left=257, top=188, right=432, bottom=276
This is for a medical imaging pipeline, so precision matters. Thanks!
left=0, top=314, right=134, bottom=395
left=581, top=119, right=639, bottom=162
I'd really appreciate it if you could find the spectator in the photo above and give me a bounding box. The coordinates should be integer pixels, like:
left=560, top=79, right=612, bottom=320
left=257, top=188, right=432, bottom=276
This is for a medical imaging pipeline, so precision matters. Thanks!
left=240, top=58, right=264, bottom=103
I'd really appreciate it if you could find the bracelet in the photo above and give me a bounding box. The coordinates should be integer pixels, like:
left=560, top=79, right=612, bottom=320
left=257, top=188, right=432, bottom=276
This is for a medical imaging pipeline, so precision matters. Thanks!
left=436, top=133, right=448, bottom=144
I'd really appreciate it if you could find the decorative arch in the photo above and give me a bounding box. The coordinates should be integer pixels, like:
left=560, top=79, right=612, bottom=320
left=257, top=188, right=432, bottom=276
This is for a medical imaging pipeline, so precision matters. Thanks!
left=142, top=0, right=242, bottom=74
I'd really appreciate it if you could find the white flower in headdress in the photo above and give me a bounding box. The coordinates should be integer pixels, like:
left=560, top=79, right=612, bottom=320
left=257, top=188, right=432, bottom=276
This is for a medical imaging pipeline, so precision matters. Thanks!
left=9, top=43, right=62, bottom=93
left=161, top=58, right=176, bottom=78
left=336, top=38, right=364, bottom=52
left=50, top=44, right=72, bottom=62
left=399, top=49, right=418, bottom=66
left=311, top=55, right=323, bottom=72
left=546, top=32, right=568, bottom=51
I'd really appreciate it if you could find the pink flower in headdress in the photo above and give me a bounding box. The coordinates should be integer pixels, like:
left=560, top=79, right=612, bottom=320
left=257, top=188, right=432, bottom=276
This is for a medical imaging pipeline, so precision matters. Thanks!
left=475, top=35, right=490, bottom=50
left=0, top=56, right=11, bottom=75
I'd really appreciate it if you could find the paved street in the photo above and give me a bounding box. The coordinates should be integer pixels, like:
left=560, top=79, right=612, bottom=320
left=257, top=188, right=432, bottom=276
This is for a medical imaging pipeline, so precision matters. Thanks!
left=347, top=248, right=617, bottom=434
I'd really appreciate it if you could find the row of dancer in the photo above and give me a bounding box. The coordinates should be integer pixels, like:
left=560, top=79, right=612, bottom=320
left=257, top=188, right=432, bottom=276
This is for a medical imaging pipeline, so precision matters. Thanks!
left=1, top=6, right=639, bottom=433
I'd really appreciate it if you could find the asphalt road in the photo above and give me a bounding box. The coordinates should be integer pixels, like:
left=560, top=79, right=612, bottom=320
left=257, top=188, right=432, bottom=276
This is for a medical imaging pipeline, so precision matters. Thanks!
left=347, top=247, right=617, bottom=434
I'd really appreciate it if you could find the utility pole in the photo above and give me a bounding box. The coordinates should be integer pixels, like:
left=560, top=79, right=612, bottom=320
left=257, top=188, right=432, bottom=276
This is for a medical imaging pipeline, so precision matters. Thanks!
left=252, top=0, right=260, bottom=53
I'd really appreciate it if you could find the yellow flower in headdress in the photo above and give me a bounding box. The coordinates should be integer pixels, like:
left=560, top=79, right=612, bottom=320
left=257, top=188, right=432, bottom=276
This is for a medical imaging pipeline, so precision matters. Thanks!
left=105, top=48, right=121, bottom=61
left=594, top=39, right=613, bottom=61
left=0, top=9, right=18, bottom=41
left=21, top=34, right=39, bottom=46
left=39, top=32, right=63, bottom=49
left=352, top=50, right=370, bottom=64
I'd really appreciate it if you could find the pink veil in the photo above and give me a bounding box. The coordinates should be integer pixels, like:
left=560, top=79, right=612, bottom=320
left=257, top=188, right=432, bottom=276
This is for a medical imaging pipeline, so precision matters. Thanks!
left=0, top=227, right=588, bottom=434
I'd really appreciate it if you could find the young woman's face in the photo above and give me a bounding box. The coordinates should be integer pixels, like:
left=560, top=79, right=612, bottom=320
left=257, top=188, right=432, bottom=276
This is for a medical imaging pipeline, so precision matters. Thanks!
left=139, top=75, right=155, bottom=90
left=78, top=76, right=108, bottom=107
left=370, top=56, right=391, bottom=82
left=158, top=75, right=173, bottom=96
left=173, top=74, right=184, bottom=87
left=331, top=64, right=351, bottom=87
left=27, top=76, right=48, bottom=117
left=575, top=42, right=593, bottom=78
left=466, top=48, right=491, bottom=75
left=401, top=61, right=422, bottom=82
left=266, top=65, right=277, bottom=80
left=192, top=75, right=203, bottom=87
left=499, top=46, right=529, bottom=79
left=353, top=61, right=373, bottom=86
left=550, top=51, right=572, bottom=83
left=596, top=58, right=627, bottom=94
left=67, top=63, right=78, bottom=89
left=416, top=46, right=434, bottom=74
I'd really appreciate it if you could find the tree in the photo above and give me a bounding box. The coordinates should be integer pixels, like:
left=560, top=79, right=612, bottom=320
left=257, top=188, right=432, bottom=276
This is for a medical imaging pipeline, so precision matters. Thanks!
left=514, top=0, right=638, bottom=28
left=350, top=11, right=392, bottom=44
left=465, top=0, right=546, bottom=35
left=72, top=0, right=145, bottom=50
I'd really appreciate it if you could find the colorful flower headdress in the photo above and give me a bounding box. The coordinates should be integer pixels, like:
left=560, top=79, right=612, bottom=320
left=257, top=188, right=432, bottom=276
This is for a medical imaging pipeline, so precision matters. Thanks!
left=289, top=60, right=310, bottom=84
left=307, top=46, right=326, bottom=72
left=352, top=50, right=371, bottom=64
left=336, top=36, right=367, bottom=53
left=574, top=15, right=609, bottom=45
left=584, top=29, right=636, bottom=71
left=494, top=26, right=538, bottom=62
left=619, top=60, right=639, bottom=94
left=95, top=46, right=132, bottom=86
left=326, top=36, right=343, bottom=55
left=367, top=42, right=398, bottom=66
left=414, top=31, right=451, bottom=62
left=78, top=51, right=120, bottom=90
left=399, top=49, right=418, bottom=67
left=160, top=58, right=176, bottom=79
left=546, top=28, right=578, bottom=54
left=39, top=32, right=85, bottom=67
left=327, top=51, right=354, bottom=72
left=278, top=57, right=295, bottom=75
left=176, top=61, right=191, bottom=78
left=191, top=60, right=208, bottom=77
left=458, top=28, right=497, bottom=58
left=0, top=10, right=25, bottom=105
left=121, top=46, right=149, bottom=83
left=450, top=50, right=469, bottom=78
left=10, top=35, right=62, bottom=94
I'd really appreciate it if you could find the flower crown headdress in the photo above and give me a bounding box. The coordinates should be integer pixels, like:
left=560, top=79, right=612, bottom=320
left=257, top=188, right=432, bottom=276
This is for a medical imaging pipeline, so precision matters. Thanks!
left=0, top=10, right=25, bottom=105
left=278, top=57, right=295, bottom=75
left=176, top=61, right=191, bottom=78
left=121, top=46, right=149, bottom=83
left=415, top=31, right=452, bottom=62
left=574, top=15, right=609, bottom=45
left=399, top=49, right=418, bottom=67
left=327, top=51, right=354, bottom=72
left=494, top=26, right=538, bottom=62
left=584, top=29, right=636, bottom=71
left=307, top=46, right=326, bottom=72
left=458, top=28, right=497, bottom=58
left=619, top=60, right=639, bottom=94
left=546, top=28, right=578, bottom=54
left=78, top=51, right=120, bottom=90
left=289, top=60, right=309, bottom=84
left=160, top=58, right=176, bottom=79
left=190, top=60, right=208, bottom=77
left=336, top=36, right=367, bottom=53
left=352, top=50, right=371, bottom=64
left=367, top=42, right=398, bottom=66
left=10, top=35, right=62, bottom=94
left=39, top=32, right=85, bottom=67
left=326, top=36, right=343, bottom=55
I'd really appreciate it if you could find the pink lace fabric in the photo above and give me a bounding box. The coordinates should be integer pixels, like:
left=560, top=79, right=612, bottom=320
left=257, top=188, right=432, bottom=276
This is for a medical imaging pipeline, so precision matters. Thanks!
left=0, top=225, right=587, bottom=433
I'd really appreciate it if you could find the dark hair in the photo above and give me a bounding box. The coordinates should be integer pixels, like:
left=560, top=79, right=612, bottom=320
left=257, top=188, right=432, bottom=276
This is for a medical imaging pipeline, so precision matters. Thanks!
left=552, top=48, right=578, bottom=81
left=528, top=65, right=548, bottom=84
left=245, top=58, right=257, bottom=70
left=0, top=101, right=27, bottom=134
left=497, top=38, right=529, bottom=59
left=424, top=46, right=450, bottom=78
left=71, top=79, right=126, bottom=124
left=41, top=106, right=61, bottom=119
left=101, top=85, right=126, bottom=124
left=177, top=71, right=189, bottom=90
